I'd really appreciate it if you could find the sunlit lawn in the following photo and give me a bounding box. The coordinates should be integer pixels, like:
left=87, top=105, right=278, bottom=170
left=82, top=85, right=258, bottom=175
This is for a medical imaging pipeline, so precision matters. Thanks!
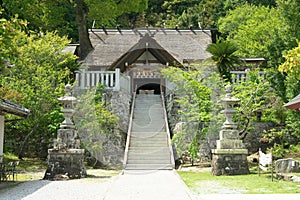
left=178, top=166, right=300, bottom=194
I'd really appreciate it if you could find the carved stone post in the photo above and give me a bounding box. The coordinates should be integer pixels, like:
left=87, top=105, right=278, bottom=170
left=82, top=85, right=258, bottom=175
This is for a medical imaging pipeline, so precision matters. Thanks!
left=211, top=85, right=249, bottom=175
left=44, top=84, right=86, bottom=180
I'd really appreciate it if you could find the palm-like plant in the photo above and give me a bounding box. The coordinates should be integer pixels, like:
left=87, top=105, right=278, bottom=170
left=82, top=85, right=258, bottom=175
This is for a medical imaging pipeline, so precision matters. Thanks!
left=206, top=40, right=243, bottom=82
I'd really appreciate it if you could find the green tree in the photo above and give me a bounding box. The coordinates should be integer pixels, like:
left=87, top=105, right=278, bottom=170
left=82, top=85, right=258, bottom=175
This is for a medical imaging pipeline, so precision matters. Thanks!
left=161, top=64, right=223, bottom=164
left=0, top=11, right=25, bottom=73
left=233, top=70, right=284, bottom=139
left=206, top=40, right=243, bottom=82
left=224, top=0, right=276, bottom=9
left=0, top=20, right=78, bottom=158
left=160, top=0, right=226, bottom=29
left=278, top=42, right=300, bottom=79
left=74, top=85, right=120, bottom=166
left=218, top=4, right=283, bottom=57
left=1, top=0, right=78, bottom=41
left=1, top=0, right=148, bottom=59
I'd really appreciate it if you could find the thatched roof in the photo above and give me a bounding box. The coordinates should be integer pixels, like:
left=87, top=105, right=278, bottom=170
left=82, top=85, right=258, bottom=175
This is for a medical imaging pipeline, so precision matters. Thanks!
left=84, top=28, right=212, bottom=69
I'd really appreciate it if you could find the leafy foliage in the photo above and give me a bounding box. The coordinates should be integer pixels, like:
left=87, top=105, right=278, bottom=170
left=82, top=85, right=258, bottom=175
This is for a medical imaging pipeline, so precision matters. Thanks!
left=232, top=70, right=284, bottom=139
left=87, top=0, right=148, bottom=27
left=0, top=16, right=79, bottom=158
left=278, top=42, right=300, bottom=79
left=218, top=4, right=283, bottom=58
left=162, top=64, right=223, bottom=163
left=73, top=85, right=120, bottom=165
left=1, top=0, right=78, bottom=42
left=206, top=39, right=243, bottom=82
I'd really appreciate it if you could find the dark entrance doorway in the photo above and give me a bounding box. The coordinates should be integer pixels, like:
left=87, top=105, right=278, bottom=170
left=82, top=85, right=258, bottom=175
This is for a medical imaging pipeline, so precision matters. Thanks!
left=137, top=83, right=161, bottom=94
left=133, top=78, right=165, bottom=94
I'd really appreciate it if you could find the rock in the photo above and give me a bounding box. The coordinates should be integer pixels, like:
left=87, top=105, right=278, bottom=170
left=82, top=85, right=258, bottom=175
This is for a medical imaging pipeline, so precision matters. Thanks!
left=291, top=176, right=300, bottom=182
left=247, top=152, right=259, bottom=163
left=53, top=173, right=69, bottom=181
left=275, top=158, right=300, bottom=174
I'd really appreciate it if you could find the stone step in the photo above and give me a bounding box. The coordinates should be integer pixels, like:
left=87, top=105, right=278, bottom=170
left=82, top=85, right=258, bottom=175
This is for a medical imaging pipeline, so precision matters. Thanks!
left=127, top=159, right=171, bottom=164
left=133, top=115, right=164, bottom=119
left=130, top=142, right=168, bottom=147
left=131, top=128, right=165, bottom=132
left=133, top=117, right=164, bottom=121
left=129, top=143, right=168, bottom=148
left=132, top=118, right=164, bottom=122
left=124, top=94, right=173, bottom=170
left=130, top=139, right=167, bottom=144
left=130, top=140, right=167, bottom=145
left=128, top=147, right=170, bottom=154
left=130, top=135, right=168, bottom=143
left=133, top=111, right=164, bottom=115
left=131, top=124, right=165, bottom=129
left=127, top=153, right=171, bottom=160
left=136, top=96, right=160, bottom=98
left=132, top=120, right=164, bottom=124
left=130, top=136, right=168, bottom=142
left=128, top=153, right=171, bottom=160
left=135, top=99, right=161, bottom=102
left=125, top=163, right=173, bottom=170
left=130, top=137, right=168, bottom=142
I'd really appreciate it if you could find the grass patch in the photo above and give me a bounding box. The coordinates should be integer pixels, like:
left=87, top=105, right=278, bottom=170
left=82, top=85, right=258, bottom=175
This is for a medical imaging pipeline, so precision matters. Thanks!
left=2, top=153, right=120, bottom=182
left=3, top=153, right=47, bottom=181
left=178, top=170, right=300, bottom=194
left=3, top=153, right=47, bottom=172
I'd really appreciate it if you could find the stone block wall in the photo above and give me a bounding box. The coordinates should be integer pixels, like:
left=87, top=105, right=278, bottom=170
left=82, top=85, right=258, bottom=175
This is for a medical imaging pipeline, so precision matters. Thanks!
left=211, top=153, right=249, bottom=175
left=44, top=148, right=86, bottom=179
left=89, top=88, right=131, bottom=166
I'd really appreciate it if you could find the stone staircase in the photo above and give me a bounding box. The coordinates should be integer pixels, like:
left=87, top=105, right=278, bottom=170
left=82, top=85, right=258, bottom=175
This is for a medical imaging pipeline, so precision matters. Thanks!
left=125, top=94, right=173, bottom=170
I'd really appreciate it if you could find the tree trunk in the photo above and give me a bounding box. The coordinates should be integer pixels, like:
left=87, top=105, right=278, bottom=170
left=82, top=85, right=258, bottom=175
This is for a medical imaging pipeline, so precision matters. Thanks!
left=74, top=0, right=93, bottom=60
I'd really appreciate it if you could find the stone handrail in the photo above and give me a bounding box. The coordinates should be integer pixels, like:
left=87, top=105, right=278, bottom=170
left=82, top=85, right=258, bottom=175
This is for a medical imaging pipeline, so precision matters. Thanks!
left=75, top=68, right=120, bottom=91
left=161, top=92, right=175, bottom=169
left=122, top=92, right=137, bottom=170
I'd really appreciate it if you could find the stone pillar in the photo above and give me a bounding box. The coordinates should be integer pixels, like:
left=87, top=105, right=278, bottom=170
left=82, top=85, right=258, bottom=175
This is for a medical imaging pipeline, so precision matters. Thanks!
left=44, top=84, right=86, bottom=180
left=0, top=114, right=4, bottom=163
left=211, top=85, right=249, bottom=175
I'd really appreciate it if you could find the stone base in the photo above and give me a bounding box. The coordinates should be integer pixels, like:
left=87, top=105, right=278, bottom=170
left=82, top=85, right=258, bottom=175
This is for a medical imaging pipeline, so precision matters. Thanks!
left=44, top=148, right=86, bottom=180
left=211, top=149, right=249, bottom=176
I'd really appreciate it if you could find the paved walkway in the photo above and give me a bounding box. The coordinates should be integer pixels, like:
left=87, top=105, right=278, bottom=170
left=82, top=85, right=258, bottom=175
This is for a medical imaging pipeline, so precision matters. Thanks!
left=103, top=170, right=194, bottom=200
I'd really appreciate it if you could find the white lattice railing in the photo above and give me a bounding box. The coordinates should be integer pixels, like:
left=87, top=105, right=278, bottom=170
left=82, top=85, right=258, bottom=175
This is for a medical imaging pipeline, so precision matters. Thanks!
left=231, top=70, right=266, bottom=84
left=75, top=68, right=120, bottom=91
left=75, top=69, right=265, bottom=91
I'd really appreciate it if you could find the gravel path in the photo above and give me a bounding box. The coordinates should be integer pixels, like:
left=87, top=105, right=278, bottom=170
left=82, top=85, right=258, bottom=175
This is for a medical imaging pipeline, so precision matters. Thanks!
left=0, top=177, right=116, bottom=200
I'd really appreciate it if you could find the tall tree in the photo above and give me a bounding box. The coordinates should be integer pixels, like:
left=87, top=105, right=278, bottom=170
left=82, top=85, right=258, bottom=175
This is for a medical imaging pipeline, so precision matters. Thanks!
left=75, top=0, right=93, bottom=59
left=1, top=0, right=148, bottom=59
left=218, top=4, right=283, bottom=57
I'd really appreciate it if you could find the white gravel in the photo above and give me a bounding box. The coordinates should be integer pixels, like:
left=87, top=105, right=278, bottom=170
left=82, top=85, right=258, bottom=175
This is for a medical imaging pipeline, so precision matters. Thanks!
left=0, top=177, right=115, bottom=200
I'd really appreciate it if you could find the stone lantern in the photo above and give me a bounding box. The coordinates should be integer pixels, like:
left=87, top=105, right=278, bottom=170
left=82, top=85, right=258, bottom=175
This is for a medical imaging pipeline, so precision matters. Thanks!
left=44, top=84, right=86, bottom=180
left=211, top=85, right=249, bottom=175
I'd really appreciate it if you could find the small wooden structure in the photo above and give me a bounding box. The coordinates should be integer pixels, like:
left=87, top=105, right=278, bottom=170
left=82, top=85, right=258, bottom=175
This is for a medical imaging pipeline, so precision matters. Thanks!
left=0, top=99, right=30, bottom=163
left=284, top=94, right=300, bottom=111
